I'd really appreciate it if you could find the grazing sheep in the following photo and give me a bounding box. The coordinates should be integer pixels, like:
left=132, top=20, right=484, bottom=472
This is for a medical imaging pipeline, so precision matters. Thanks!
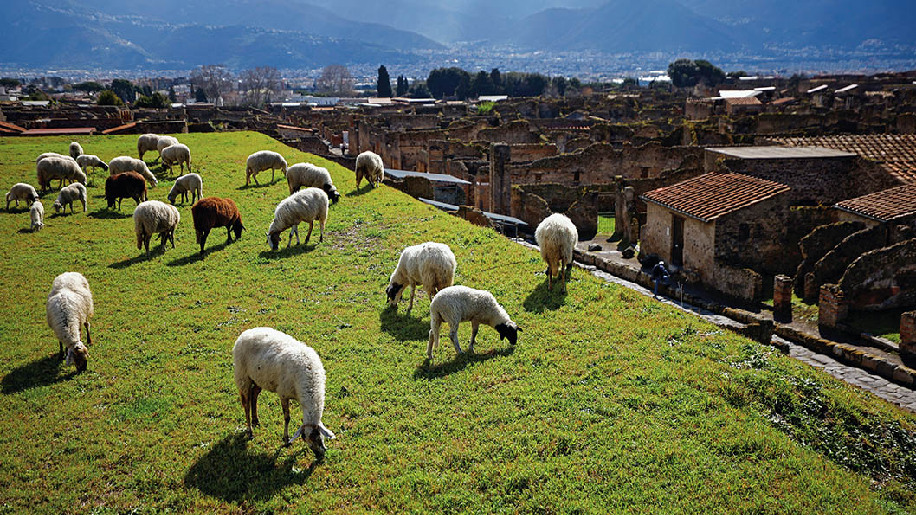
left=30, top=200, right=44, bottom=232
left=286, top=163, right=340, bottom=203
left=133, top=200, right=180, bottom=256
left=109, top=156, right=158, bottom=187
left=246, top=150, right=288, bottom=186
left=137, top=133, right=161, bottom=161
left=76, top=154, right=109, bottom=173
left=69, top=141, right=84, bottom=160
left=36, top=152, right=70, bottom=163
left=534, top=213, right=578, bottom=291
left=54, top=183, right=88, bottom=214
left=386, top=242, right=456, bottom=314
left=427, top=285, right=520, bottom=361
left=355, top=151, right=384, bottom=188
left=266, top=188, right=328, bottom=250
left=168, top=173, right=203, bottom=205
left=156, top=135, right=179, bottom=156
left=191, top=197, right=244, bottom=254
left=161, top=143, right=191, bottom=175
left=233, top=327, right=335, bottom=460
left=46, top=272, right=94, bottom=372
left=6, top=182, right=39, bottom=210
left=105, top=172, right=147, bottom=210
left=36, top=156, right=87, bottom=192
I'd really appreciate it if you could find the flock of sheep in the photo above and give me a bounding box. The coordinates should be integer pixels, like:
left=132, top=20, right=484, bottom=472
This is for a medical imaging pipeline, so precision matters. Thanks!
left=10, top=134, right=579, bottom=461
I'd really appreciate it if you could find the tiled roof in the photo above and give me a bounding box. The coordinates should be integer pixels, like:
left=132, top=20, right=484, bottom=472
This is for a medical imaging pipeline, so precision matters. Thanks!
left=765, top=135, right=916, bottom=183
left=21, top=127, right=96, bottom=136
left=0, top=121, right=26, bottom=133
left=725, top=97, right=762, bottom=105
left=835, top=184, right=916, bottom=222
left=101, top=122, right=136, bottom=135
left=641, top=173, right=790, bottom=222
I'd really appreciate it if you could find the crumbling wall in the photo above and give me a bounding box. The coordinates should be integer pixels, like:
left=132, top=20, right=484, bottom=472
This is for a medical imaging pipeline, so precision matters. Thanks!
left=714, top=193, right=792, bottom=275
left=840, top=238, right=916, bottom=310
left=810, top=225, right=889, bottom=291
left=794, top=221, right=867, bottom=295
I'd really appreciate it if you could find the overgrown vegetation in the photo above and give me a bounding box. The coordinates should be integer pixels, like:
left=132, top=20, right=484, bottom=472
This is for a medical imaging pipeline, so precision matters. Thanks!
left=0, top=133, right=914, bottom=513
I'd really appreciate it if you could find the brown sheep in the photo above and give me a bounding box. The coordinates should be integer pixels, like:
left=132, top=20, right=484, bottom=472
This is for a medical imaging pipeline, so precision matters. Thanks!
left=191, top=197, right=245, bottom=254
left=105, top=172, right=148, bottom=210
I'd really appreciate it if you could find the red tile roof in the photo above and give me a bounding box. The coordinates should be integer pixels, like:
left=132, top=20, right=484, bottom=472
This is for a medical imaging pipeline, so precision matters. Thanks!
left=765, top=134, right=916, bottom=183
left=835, top=184, right=916, bottom=222
left=101, top=122, right=137, bottom=135
left=641, top=173, right=790, bottom=222
left=0, top=121, right=26, bottom=134
left=724, top=97, right=762, bottom=105
left=21, top=127, right=96, bottom=136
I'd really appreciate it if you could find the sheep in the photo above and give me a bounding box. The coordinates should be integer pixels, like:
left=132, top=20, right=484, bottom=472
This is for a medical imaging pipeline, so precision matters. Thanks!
left=286, top=162, right=340, bottom=203
left=246, top=150, right=288, bottom=186
left=6, top=182, right=39, bottom=210
left=161, top=143, right=191, bottom=176
left=30, top=200, right=44, bottom=232
left=133, top=200, right=180, bottom=256
left=137, top=133, right=161, bottom=161
left=36, top=152, right=70, bottom=163
left=54, top=183, right=88, bottom=214
left=76, top=154, right=108, bottom=173
left=69, top=141, right=83, bottom=160
left=36, top=156, right=87, bottom=192
left=105, top=172, right=147, bottom=210
left=534, top=213, right=579, bottom=291
left=233, top=327, right=335, bottom=460
left=427, top=285, right=520, bottom=361
left=355, top=150, right=384, bottom=188
left=156, top=135, right=179, bottom=156
left=385, top=242, right=456, bottom=314
left=168, top=173, right=202, bottom=205
left=108, top=156, right=158, bottom=188
left=266, top=188, right=328, bottom=251
left=191, top=197, right=244, bottom=254
left=46, top=271, right=94, bottom=372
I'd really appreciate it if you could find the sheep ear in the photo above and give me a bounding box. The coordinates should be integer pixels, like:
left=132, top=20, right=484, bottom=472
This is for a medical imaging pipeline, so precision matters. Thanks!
left=318, top=423, right=336, bottom=440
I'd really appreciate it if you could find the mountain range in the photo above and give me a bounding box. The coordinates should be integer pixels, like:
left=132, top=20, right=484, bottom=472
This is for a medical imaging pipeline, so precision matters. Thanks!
left=2, top=0, right=915, bottom=72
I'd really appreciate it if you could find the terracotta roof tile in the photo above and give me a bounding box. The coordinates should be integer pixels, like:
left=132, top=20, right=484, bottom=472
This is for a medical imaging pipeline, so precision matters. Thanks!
left=724, top=97, right=762, bottom=105
left=101, top=122, right=136, bottom=135
left=0, top=121, right=26, bottom=133
left=835, top=184, right=916, bottom=221
left=641, top=173, right=790, bottom=222
left=765, top=135, right=916, bottom=183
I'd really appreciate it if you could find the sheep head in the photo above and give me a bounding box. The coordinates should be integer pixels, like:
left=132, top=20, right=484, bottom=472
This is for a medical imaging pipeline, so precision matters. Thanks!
left=323, top=184, right=340, bottom=204
left=232, top=220, right=245, bottom=240
left=68, top=342, right=89, bottom=372
left=386, top=282, right=405, bottom=305
left=53, top=200, right=63, bottom=213
left=290, top=424, right=335, bottom=461
left=267, top=231, right=281, bottom=251
left=495, top=321, right=520, bottom=346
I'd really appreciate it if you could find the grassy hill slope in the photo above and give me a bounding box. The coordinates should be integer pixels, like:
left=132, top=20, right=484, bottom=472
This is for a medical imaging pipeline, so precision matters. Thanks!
left=0, top=132, right=914, bottom=513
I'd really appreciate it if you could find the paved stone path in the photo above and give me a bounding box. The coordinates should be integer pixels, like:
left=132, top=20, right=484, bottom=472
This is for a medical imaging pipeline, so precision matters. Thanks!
left=581, top=264, right=916, bottom=413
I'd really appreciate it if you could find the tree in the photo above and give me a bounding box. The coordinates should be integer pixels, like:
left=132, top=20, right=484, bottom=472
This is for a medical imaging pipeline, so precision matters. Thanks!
left=316, top=65, right=354, bottom=96
left=73, top=81, right=104, bottom=92
left=553, top=76, right=567, bottom=97
left=490, top=68, right=502, bottom=93
left=111, top=78, right=136, bottom=104
left=97, top=90, right=124, bottom=106
left=0, top=77, right=20, bottom=89
left=667, top=58, right=725, bottom=88
left=396, top=76, right=408, bottom=96
left=240, top=66, right=281, bottom=107
left=168, top=86, right=177, bottom=103
left=472, top=71, right=493, bottom=97
left=134, top=92, right=170, bottom=109
left=408, top=82, right=430, bottom=98
left=376, top=65, right=392, bottom=97
left=195, top=87, right=208, bottom=103
left=191, top=65, right=234, bottom=103
left=427, top=67, right=469, bottom=99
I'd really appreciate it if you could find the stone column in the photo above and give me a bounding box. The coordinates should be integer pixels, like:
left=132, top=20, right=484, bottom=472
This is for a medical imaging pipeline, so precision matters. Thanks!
left=489, top=143, right=511, bottom=216
left=818, top=284, right=847, bottom=331
left=773, top=275, right=793, bottom=321
left=900, top=311, right=916, bottom=364
left=803, top=271, right=819, bottom=303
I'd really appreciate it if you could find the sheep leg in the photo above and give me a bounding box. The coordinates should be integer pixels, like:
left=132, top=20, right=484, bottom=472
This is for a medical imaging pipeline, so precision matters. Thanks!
left=271, top=168, right=275, bottom=183
left=59, top=340, right=65, bottom=360
left=449, top=325, right=463, bottom=355
left=85, top=321, right=91, bottom=346
left=240, top=386, right=253, bottom=438
left=427, top=318, right=441, bottom=360
left=469, top=322, right=479, bottom=354
left=287, top=225, right=299, bottom=248
left=303, top=221, right=314, bottom=244
left=81, top=199, right=86, bottom=212
left=281, top=397, right=291, bottom=444
left=168, top=229, right=175, bottom=249
left=318, top=218, right=324, bottom=242
left=250, top=383, right=262, bottom=427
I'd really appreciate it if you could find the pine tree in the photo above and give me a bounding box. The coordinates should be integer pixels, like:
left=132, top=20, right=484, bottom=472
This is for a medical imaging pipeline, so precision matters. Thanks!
left=376, top=65, right=393, bottom=97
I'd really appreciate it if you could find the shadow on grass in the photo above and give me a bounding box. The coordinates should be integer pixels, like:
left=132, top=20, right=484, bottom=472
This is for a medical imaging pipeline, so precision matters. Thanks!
left=237, top=177, right=282, bottom=190
left=1, top=354, right=72, bottom=394
left=109, top=246, right=166, bottom=268
left=413, top=346, right=516, bottom=380
left=17, top=228, right=35, bottom=234
left=258, top=242, right=319, bottom=259
left=184, top=431, right=315, bottom=503
left=379, top=304, right=429, bottom=342
left=345, top=184, right=375, bottom=197
left=522, top=278, right=568, bottom=314
left=88, top=209, right=131, bottom=220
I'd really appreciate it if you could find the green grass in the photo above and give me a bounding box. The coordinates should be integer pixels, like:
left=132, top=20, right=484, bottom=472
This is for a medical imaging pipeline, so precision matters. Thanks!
left=597, top=213, right=616, bottom=236
left=1, top=132, right=915, bottom=514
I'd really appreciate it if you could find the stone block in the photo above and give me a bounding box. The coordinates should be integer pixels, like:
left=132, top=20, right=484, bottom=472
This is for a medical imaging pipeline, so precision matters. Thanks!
left=773, top=275, right=793, bottom=321
left=892, top=366, right=914, bottom=387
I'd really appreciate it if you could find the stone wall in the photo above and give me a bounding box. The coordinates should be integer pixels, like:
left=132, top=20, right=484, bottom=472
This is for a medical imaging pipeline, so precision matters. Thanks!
left=714, top=192, right=792, bottom=275
left=809, top=225, right=889, bottom=295
left=712, top=262, right=765, bottom=303
left=511, top=184, right=616, bottom=239
left=839, top=238, right=916, bottom=310
left=795, top=221, right=866, bottom=295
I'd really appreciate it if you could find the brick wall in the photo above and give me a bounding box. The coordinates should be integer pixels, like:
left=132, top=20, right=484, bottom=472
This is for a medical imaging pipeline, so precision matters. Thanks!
left=900, top=311, right=916, bottom=363
left=819, top=284, right=848, bottom=329
left=839, top=238, right=916, bottom=309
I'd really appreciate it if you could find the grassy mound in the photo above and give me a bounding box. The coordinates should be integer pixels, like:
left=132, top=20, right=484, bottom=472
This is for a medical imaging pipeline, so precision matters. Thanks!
left=0, top=132, right=914, bottom=514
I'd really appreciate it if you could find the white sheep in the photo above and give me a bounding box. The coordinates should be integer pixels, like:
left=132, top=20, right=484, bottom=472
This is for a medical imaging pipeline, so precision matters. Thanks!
left=427, top=285, right=520, bottom=361
left=36, top=152, right=70, bottom=163
left=286, top=163, right=340, bottom=203
left=30, top=200, right=44, bottom=232
left=266, top=187, right=328, bottom=250
left=156, top=135, right=179, bottom=156
left=46, top=271, right=94, bottom=372
left=69, top=141, right=84, bottom=160
left=535, top=213, right=578, bottom=291
left=109, top=156, right=158, bottom=187
left=54, top=183, right=88, bottom=214
left=137, top=133, right=161, bottom=161
left=355, top=151, right=384, bottom=188
left=246, top=150, right=288, bottom=186
left=76, top=154, right=108, bottom=173
left=6, top=182, right=39, bottom=210
left=133, top=200, right=180, bottom=256
left=36, top=156, right=87, bottom=192
left=167, top=173, right=203, bottom=205
left=233, top=327, right=336, bottom=460
left=386, top=242, right=456, bottom=314
left=160, top=143, right=191, bottom=175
